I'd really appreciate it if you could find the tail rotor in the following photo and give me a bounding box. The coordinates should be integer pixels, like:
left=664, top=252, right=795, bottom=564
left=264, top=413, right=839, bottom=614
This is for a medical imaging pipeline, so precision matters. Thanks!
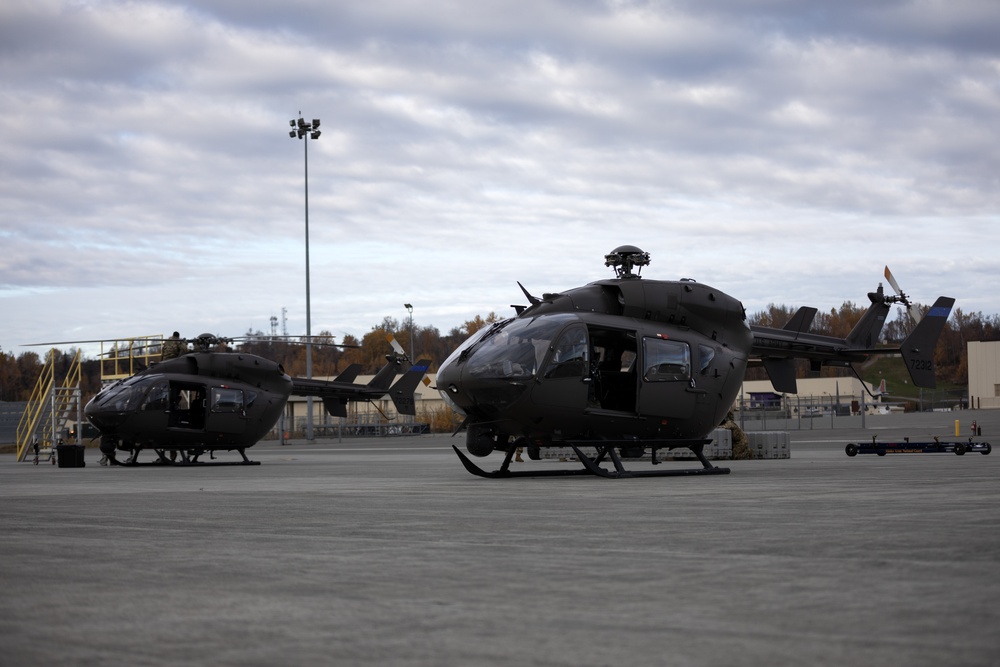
left=884, top=266, right=922, bottom=325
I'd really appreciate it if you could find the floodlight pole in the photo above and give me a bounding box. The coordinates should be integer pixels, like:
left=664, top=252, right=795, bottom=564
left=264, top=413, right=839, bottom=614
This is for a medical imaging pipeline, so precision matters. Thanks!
left=289, top=115, right=321, bottom=440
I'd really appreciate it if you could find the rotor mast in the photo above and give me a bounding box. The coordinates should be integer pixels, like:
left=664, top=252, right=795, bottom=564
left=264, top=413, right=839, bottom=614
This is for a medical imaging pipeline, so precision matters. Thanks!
left=604, top=245, right=650, bottom=279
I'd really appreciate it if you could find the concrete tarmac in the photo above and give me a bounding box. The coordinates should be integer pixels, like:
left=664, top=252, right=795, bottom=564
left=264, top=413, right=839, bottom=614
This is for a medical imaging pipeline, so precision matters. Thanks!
left=2, top=411, right=999, bottom=666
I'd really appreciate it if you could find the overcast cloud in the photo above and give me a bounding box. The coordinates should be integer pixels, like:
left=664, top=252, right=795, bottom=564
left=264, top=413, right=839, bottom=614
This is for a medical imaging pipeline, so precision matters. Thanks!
left=2, top=0, right=998, bottom=357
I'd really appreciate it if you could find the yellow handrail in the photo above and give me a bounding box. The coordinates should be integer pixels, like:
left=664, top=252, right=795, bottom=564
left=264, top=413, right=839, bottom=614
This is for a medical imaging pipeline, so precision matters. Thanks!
left=100, top=336, right=162, bottom=382
left=16, top=348, right=82, bottom=461
left=16, top=351, right=55, bottom=461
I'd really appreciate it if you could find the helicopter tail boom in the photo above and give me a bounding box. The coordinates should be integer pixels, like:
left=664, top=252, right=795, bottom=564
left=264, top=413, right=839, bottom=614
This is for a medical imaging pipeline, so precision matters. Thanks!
left=750, top=291, right=954, bottom=393
left=295, top=357, right=431, bottom=418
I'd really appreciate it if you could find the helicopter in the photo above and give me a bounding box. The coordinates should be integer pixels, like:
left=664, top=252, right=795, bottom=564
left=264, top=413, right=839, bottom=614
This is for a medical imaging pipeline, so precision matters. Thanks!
left=436, top=246, right=955, bottom=479
left=78, top=333, right=430, bottom=465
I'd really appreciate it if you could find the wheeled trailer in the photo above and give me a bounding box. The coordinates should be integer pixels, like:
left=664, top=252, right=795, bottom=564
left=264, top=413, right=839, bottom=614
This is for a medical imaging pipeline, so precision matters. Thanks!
left=845, top=436, right=992, bottom=457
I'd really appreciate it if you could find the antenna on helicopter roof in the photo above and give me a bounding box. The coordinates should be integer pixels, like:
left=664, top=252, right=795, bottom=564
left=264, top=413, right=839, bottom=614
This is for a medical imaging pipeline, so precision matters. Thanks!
left=604, top=245, right=650, bottom=279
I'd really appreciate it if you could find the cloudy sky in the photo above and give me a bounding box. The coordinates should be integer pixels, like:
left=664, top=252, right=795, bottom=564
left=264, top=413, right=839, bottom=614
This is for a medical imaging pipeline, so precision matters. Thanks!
left=2, top=0, right=998, bottom=358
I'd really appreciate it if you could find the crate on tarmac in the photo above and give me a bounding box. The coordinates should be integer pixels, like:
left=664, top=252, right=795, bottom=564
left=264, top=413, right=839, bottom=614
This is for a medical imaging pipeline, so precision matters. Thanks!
left=748, top=431, right=790, bottom=459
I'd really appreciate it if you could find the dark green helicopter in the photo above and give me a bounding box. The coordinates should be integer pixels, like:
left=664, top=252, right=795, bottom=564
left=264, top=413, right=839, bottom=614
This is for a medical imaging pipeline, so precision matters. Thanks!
left=436, top=246, right=954, bottom=478
left=80, top=333, right=430, bottom=465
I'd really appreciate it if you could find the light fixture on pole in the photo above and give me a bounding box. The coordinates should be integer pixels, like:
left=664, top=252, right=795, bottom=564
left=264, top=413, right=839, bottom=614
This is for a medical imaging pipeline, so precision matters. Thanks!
left=404, top=303, right=414, bottom=361
left=289, top=115, right=321, bottom=440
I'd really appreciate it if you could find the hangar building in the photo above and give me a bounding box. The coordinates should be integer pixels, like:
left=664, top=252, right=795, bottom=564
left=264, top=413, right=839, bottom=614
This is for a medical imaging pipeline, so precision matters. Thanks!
left=968, top=340, right=1000, bottom=409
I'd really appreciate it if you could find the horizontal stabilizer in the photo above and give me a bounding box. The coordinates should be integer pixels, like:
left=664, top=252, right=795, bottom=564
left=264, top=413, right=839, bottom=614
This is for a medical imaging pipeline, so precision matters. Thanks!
left=900, top=297, right=955, bottom=389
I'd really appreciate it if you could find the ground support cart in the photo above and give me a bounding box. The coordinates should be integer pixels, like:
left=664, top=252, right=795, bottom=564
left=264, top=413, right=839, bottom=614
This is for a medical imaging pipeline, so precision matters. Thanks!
left=845, top=436, right=992, bottom=457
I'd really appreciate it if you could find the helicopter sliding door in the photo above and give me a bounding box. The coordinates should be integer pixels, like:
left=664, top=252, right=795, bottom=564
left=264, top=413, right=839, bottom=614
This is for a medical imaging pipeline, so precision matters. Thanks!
left=587, top=327, right=638, bottom=414
left=206, top=386, right=248, bottom=435
left=637, top=337, right=695, bottom=419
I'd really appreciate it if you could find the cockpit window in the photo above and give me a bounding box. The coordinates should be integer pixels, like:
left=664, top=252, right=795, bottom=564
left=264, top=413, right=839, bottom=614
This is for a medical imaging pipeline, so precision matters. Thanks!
left=97, top=375, right=162, bottom=412
left=542, top=324, right=589, bottom=379
left=643, top=338, right=691, bottom=382
left=465, top=314, right=575, bottom=380
left=141, top=380, right=169, bottom=411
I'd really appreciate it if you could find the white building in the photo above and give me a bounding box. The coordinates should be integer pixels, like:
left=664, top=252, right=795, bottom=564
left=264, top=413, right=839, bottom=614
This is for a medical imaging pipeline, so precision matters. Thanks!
left=968, top=341, right=1000, bottom=409
left=285, top=372, right=446, bottom=432
left=737, top=376, right=879, bottom=415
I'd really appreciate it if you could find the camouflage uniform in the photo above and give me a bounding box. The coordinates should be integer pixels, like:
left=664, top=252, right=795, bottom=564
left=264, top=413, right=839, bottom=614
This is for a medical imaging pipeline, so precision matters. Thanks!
left=162, top=332, right=185, bottom=360
left=722, top=410, right=752, bottom=460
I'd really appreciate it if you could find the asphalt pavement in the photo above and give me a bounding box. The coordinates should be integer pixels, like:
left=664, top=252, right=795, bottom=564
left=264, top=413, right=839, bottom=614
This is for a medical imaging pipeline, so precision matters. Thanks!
left=2, top=411, right=999, bottom=666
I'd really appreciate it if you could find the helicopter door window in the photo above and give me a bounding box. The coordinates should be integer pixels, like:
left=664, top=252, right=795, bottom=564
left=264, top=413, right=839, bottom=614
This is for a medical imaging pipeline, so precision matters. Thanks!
left=543, top=325, right=589, bottom=379
left=642, top=338, right=691, bottom=382
left=211, top=387, right=244, bottom=414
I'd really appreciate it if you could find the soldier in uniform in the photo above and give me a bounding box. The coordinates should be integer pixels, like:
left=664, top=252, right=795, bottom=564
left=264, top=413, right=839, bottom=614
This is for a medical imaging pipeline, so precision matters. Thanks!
left=162, top=332, right=185, bottom=359
left=721, top=410, right=752, bottom=460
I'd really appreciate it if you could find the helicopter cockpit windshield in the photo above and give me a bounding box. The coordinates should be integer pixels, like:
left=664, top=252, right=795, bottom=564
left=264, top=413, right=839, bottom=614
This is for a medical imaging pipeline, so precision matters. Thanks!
left=462, top=314, right=577, bottom=380
left=91, top=375, right=163, bottom=413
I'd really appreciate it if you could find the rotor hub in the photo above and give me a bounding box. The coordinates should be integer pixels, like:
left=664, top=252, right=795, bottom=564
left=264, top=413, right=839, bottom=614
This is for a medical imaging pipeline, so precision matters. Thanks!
left=604, top=245, right=650, bottom=279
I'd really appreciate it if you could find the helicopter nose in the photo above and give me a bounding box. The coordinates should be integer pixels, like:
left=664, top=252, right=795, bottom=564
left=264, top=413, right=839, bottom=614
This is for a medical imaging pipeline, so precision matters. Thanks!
left=83, top=408, right=116, bottom=433
left=435, top=359, right=466, bottom=413
left=84, top=399, right=125, bottom=433
left=437, top=357, right=530, bottom=417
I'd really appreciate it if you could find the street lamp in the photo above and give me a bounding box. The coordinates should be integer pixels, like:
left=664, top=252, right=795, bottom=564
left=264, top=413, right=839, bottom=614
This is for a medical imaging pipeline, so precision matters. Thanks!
left=404, top=303, right=414, bottom=361
left=289, top=115, right=321, bottom=440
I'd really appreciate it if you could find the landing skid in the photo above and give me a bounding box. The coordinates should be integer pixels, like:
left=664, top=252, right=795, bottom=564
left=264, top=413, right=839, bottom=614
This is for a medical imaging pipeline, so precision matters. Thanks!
left=452, top=440, right=730, bottom=479
left=109, top=447, right=260, bottom=466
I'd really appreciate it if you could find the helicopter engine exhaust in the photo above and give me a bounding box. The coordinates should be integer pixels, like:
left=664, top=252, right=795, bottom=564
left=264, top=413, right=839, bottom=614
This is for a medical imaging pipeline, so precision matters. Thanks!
left=466, top=424, right=498, bottom=458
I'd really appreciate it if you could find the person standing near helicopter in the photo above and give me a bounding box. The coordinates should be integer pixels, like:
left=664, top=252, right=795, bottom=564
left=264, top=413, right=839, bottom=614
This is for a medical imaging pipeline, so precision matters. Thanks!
left=162, top=332, right=185, bottom=360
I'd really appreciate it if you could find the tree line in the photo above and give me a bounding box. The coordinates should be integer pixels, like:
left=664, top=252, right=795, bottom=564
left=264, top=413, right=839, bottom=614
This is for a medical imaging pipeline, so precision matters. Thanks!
left=1, top=303, right=997, bottom=403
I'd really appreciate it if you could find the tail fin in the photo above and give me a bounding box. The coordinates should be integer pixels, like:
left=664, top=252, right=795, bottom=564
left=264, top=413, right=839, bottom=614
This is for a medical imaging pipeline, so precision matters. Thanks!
left=783, top=306, right=817, bottom=335
left=900, top=297, right=955, bottom=389
left=333, top=364, right=362, bottom=384
left=387, top=359, right=430, bottom=415
left=367, top=357, right=403, bottom=391
left=322, top=397, right=348, bottom=418
left=846, top=294, right=891, bottom=349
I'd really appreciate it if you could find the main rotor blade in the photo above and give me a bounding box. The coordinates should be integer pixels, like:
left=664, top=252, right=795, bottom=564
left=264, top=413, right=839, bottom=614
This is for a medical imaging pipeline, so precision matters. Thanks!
left=24, top=337, right=165, bottom=346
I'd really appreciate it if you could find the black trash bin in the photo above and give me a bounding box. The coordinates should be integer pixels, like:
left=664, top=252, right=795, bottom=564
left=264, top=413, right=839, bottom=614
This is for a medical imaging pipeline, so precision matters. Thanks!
left=56, top=444, right=86, bottom=468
